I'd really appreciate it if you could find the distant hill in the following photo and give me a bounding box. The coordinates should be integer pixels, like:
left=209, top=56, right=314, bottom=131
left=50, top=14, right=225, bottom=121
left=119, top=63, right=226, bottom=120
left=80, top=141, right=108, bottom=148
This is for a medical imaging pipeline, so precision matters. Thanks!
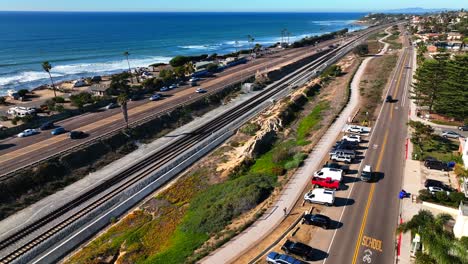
left=381, top=7, right=455, bottom=14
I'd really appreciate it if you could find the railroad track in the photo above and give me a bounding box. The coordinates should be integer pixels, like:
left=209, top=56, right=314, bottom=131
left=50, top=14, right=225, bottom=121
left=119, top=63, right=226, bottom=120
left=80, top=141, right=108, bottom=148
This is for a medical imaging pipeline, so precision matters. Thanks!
left=0, top=23, right=392, bottom=264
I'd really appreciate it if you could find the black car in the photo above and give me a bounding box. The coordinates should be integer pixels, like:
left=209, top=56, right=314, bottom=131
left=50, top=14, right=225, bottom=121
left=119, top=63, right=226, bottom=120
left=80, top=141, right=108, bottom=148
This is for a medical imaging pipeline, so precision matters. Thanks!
left=302, top=214, right=331, bottom=229
left=281, top=240, right=314, bottom=261
left=424, top=158, right=449, bottom=171
left=40, top=121, right=54, bottom=130
left=424, top=179, right=453, bottom=192
left=459, top=125, right=468, bottom=131
left=386, top=95, right=393, bottom=103
left=69, top=130, right=87, bottom=139
left=335, top=139, right=359, bottom=148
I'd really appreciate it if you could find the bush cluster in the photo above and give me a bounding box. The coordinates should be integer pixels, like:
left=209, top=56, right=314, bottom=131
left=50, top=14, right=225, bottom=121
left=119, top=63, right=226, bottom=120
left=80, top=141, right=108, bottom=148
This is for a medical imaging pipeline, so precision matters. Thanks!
left=418, top=189, right=467, bottom=208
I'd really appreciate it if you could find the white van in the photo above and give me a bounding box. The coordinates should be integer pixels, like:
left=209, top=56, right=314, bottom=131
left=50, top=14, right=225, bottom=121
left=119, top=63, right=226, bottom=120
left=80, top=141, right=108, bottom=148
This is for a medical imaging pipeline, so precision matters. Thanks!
left=313, top=168, right=343, bottom=182
left=360, top=165, right=373, bottom=182
left=304, top=188, right=335, bottom=206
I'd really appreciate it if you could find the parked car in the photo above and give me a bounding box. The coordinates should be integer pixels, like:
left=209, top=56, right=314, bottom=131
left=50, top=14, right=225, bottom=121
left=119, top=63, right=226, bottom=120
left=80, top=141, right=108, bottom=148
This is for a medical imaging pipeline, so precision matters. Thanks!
left=311, top=177, right=340, bottom=189
left=105, top=102, right=118, bottom=110
left=342, top=134, right=361, bottom=143
left=51, top=126, right=66, bottom=135
left=385, top=95, right=393, bottom=103
left=424, top=179, right=453, bottom=191
left=69, top=130, right=87, bottom=139
left=40, top=121, right=54, bottom=130
left=427, top=186, right=450, bottom=195
left=424, top=158, right=449, bottom=171
left=331, top=154, right=352, bottom=164
left=196, top=88, right=207, bottom=93
left=266, top=251, right=303, bottom=264
left=323, top=162, right=348, bottom=173
left=17, top=129, right=38, bottom=138
left=302, top=214, right=331, bottom=229
left=336, top=139, right=359, bottom=147
left=458, top=125, right=468, bottom=131
left=329, top=149, right=356, bottom=159
left=189, top=77, right=200, bottom=82
left=169, top=84, right=178, bottom=89
left=160, top=86, right=169, bottom=92
left=346, top=125, right=365, bottom=134
left=73, top=79, right=86, bottom=87
left=304, top=188, right=335, bottom=206
left=442, top=130, right=462, bottom=139
left=313, top=167, right=343, bottom=182
left=281, top=240, right=315, bottom=261
left=360, top=165, right=373, bottom=182
left=149, top=94, right=162, bottom=101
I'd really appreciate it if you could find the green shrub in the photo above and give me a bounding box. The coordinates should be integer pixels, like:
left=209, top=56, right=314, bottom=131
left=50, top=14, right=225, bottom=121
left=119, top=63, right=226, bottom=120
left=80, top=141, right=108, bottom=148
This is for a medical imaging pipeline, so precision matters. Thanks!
left=284, top=160, right=301, bottom=170
left=17, top=89, right=29, bottom=97
left=0, top=96, right=6, bottom=105
left=240, top=123, right=260, bottom=136
left=272, top=146, right=292, bottom=163
left=148, top=173, right=276, bottom=263
left=52, top=96, right=65, bottom=104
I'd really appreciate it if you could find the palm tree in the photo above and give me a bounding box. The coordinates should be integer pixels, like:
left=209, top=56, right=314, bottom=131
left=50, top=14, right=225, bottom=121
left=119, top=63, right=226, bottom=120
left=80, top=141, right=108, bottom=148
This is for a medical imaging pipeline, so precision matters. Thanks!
left=184, top=62, right=195, bottom=76
left=247, top=35, right=255, bottom=52
left=123, top=51, right=133, bottom=84
left=42, top=61, right=57, bottom=98
left=117, top=93, right=129, bottom=128
left=397, top=210, right=465, bottom=264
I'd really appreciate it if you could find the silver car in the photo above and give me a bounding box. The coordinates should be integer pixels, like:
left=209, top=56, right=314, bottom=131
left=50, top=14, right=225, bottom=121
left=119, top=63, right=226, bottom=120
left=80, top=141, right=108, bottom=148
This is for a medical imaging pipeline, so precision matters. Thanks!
left=442, top=130, right=462, bottom=139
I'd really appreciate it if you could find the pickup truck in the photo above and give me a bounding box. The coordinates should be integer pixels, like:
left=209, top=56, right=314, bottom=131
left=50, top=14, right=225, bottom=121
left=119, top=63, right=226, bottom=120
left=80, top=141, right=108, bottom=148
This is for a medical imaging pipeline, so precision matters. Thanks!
left=311, top=177, right=340, bottom=189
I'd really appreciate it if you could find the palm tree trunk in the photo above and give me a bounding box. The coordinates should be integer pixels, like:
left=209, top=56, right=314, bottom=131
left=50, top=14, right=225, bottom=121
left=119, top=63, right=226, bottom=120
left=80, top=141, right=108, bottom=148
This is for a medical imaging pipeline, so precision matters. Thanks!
left=126, top=56, right=133, bottom=84
left=48, top=72, right=57, bottom=97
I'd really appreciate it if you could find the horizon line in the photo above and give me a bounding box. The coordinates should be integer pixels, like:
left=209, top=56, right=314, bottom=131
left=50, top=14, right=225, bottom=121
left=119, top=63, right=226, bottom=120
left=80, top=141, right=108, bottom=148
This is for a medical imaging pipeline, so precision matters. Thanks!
left=0, top=8, right=455, bottom=13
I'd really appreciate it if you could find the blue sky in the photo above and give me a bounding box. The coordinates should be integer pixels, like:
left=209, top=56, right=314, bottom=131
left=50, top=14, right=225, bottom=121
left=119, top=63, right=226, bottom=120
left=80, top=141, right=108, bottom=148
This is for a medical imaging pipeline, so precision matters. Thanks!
left=0, top=0, right=464, bottom=12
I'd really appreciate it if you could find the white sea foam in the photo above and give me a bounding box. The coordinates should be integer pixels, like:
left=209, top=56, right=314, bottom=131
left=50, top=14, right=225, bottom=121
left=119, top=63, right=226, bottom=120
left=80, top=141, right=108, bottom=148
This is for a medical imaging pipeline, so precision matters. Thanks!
left=310, top=20, right=356, bottom=26
left=0, top=56, right=171, bottom=95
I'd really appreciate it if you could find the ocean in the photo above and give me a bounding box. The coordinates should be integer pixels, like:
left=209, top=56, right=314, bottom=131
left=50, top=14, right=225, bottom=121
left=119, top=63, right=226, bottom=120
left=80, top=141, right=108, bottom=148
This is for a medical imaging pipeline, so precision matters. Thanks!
left=0, top=12, right=366, bottom=95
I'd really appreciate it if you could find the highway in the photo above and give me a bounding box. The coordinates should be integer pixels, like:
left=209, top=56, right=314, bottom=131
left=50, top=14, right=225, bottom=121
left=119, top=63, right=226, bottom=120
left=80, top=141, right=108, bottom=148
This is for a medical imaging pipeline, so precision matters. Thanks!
left=322, top=27, right=413, bottom=264
left=0, top=37, right=345, bottom=177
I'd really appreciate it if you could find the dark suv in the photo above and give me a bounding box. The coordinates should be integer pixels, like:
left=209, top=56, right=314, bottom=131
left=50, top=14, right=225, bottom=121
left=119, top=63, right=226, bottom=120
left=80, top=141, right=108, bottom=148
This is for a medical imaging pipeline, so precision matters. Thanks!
left=281, top=240, right=315, bottom=261
left=302, top=214, right=331, bottom=229
left=424, top=158, right=449, bottom=171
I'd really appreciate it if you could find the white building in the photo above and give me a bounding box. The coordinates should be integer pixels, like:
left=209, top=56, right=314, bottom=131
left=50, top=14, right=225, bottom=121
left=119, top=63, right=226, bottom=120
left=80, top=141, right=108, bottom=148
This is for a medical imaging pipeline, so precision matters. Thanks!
left=460, top=138, right=468, bottom=169
left=454, top=201, right=468, bottom=239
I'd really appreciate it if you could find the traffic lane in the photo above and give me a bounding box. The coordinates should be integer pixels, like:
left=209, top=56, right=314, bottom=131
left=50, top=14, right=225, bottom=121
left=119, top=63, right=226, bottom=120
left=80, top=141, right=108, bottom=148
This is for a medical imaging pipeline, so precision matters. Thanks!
left=323, top=50, right=410, bottom=263
left=353, top=48, right=411, bottom=264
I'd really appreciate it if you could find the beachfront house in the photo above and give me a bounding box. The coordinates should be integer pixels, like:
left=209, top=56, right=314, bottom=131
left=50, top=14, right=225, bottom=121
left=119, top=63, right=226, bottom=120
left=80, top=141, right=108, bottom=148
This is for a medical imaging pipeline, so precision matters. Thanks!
left=90, top=83, right=110, bottom=97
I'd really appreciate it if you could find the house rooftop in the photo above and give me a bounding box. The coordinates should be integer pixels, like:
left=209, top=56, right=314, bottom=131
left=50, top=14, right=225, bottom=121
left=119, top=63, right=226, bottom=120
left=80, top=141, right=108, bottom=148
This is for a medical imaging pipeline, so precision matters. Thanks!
left=90, top=83, right=110, bottom=92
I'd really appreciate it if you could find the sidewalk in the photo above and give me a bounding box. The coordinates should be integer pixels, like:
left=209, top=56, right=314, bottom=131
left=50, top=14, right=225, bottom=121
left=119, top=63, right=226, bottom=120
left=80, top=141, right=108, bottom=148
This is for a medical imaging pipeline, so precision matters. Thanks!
left=202, top=29, right=394, bottom=264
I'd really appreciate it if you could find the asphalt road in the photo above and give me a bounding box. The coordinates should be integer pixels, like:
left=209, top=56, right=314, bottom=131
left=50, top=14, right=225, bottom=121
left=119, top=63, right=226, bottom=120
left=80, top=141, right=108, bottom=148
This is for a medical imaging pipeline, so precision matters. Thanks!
left=324, top=30, right=413, bottom=264
left=0, top=38, right=346, bottom=176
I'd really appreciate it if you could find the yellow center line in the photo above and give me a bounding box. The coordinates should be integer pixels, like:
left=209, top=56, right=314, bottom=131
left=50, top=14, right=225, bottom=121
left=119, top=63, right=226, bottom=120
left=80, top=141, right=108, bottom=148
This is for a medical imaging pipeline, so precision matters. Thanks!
left=351, top=131, right=389, bottom=264
left=390, top=49, right=409, bottom=119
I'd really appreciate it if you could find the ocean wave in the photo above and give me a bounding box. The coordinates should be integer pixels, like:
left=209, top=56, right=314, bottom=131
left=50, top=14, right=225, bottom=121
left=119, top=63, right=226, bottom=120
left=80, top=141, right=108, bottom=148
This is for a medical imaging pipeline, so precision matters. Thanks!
left=0, top=56, right=171, bottom=94
left=179, top=44, right=221, bottom=51
left=310, top=20, right=356, bottom=26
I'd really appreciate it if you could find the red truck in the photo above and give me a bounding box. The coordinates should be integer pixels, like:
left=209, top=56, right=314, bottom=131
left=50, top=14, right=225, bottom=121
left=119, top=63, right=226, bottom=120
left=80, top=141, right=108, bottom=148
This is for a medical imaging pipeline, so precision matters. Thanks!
left=311, top=177, right=340, bottom=189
